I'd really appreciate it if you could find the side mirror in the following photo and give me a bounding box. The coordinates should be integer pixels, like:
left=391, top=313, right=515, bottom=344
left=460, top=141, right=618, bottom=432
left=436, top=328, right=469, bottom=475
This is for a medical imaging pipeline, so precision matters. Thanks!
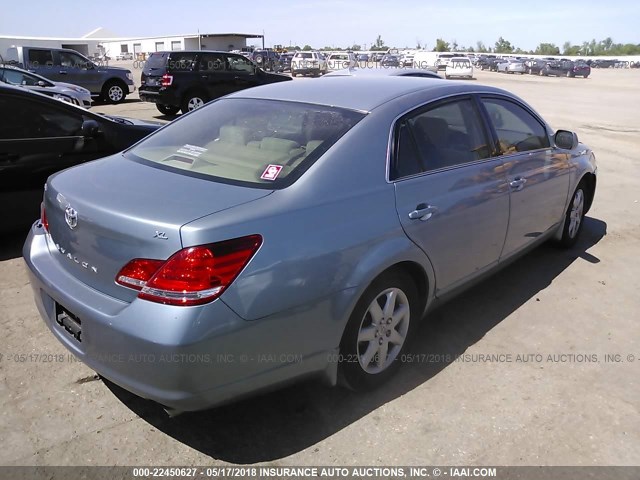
left=81, top=119, right=100, bottom=138
left=554, top=130, right=578, bottom=150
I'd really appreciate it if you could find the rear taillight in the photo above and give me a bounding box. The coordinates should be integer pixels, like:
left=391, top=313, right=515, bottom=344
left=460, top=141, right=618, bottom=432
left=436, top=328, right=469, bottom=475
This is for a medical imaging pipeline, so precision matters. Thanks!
left=40, top=202, right=48, bottom=232
left=115, top=235, right=262, bottom=306
left=161, top=74, right=173, bottom=87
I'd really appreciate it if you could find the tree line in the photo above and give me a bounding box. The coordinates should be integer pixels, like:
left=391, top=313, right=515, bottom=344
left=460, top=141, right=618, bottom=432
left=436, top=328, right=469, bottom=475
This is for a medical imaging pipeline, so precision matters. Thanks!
left=284, top=36, right=640, bottom=56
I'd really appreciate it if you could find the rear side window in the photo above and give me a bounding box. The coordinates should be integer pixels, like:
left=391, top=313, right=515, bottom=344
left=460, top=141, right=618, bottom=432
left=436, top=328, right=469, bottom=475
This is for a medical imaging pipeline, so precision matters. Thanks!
left=127, top=98, right=365, bottom=188
left=27, top=49, right=53, bottom=68
left=167, top=52, right=197, bottom=71
left=392, top=98, right=491, bottom=179
left=482, top=98, right=550, bottom=154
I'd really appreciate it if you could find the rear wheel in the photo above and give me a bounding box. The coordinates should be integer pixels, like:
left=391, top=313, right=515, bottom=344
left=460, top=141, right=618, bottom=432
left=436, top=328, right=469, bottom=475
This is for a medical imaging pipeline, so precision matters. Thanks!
left=339, top=271, right=418, bottom=391
left=181, top=91, right=208, bottom=114
left=559, top=182, right=587, bottom=248
left=156, top=104, right=180, bottom=116
left=539, top=69, right=545, bottom=76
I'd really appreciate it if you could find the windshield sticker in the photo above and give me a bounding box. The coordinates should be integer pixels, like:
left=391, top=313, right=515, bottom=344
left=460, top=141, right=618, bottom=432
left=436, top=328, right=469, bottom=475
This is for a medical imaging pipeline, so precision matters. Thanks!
left=260, top=164, right=283, bottom=181
left=176, top=144, right=207, bottom=158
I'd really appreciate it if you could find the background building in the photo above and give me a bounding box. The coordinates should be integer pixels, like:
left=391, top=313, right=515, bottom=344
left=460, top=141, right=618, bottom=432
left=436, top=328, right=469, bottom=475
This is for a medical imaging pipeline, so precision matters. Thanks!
left=0, top=27, right=264, bottom=61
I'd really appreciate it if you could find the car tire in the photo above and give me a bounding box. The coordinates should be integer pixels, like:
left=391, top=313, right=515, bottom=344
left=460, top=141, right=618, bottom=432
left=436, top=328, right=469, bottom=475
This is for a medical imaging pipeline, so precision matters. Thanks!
left=539, top=69, right=545, bottom=76
left=584, top=74, right=589, bottom=79
left=181, top=91, right=208, bottom=114
left=156, top=104, right=180, bottom=116
left=338, top=270, right=419, bottom=391
left=558, top=182, right=587, bottom=248
left=255, top=54, right=264, bottom=66
left=102, top=80, right=127, bottom=104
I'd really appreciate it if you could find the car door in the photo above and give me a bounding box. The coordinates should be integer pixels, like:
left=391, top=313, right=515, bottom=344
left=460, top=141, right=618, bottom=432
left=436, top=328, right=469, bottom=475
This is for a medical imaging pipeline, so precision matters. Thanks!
left=479, top=96, right=571, bottom=258
left=225, top=54, right=263, bottom=92
left=197, top=52, right=236, bottom=99
left=25, top=48, right=56, bottom=79
left=392, top=96, right=510, bottom=295
left=56, top=50, right=101, bottom=92
left=0, top=91, right=105, bottom=230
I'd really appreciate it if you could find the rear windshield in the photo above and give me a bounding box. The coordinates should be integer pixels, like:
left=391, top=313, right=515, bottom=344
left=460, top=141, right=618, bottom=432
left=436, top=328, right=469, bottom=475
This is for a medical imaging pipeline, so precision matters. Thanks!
left=297, top=53, right=314, bottom=59
left=126, top=98, right=365, bottom=188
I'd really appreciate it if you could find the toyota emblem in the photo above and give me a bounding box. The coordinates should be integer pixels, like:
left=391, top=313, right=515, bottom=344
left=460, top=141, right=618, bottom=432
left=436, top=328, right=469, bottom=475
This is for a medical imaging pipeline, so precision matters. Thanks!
left=65, top=206, right=78, bottom=229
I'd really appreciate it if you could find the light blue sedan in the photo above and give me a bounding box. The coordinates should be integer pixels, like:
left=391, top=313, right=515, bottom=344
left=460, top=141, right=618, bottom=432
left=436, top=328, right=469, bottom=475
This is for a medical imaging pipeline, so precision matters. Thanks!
left=24, top=77, right=596, bottom=412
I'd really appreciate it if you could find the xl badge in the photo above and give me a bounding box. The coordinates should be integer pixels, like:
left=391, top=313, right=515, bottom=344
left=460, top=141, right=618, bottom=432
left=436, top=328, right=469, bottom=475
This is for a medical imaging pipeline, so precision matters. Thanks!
left=65, top=206, right=78, bottom=229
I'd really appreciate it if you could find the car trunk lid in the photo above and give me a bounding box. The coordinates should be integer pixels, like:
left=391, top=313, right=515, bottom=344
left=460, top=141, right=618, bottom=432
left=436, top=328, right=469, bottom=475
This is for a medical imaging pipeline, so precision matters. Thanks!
left=44, top=155, right=272, bottom=302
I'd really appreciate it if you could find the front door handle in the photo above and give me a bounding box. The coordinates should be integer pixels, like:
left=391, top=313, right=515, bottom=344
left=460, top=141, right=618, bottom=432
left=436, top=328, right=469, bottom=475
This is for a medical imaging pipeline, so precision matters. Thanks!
left=59, top=70, right=68, bottom=74
left=509, top=177, right=527, bottom=191
left=408, top=203, right=438, bottom=221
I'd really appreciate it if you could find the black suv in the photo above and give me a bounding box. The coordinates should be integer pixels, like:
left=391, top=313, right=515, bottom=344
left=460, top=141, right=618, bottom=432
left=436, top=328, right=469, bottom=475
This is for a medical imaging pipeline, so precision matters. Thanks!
left=139, top=51, right=291, bottom=115
left=249, top=50, right=283, bottom=72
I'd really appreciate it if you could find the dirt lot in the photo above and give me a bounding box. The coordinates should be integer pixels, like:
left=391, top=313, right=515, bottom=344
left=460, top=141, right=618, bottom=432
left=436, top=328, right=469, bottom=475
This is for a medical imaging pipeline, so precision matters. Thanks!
left=0, top=68, right=639, bottom=466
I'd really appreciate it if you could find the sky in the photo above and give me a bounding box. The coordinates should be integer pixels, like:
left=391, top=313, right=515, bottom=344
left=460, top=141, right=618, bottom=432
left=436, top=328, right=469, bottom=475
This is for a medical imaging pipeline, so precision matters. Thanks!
left=1, top=0, right=639, bottom=51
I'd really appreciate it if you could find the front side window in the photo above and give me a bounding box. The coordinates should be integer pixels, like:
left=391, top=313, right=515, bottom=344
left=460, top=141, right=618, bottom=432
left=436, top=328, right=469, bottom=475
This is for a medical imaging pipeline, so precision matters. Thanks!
left=482, top=97, right=550, bottom=154
left=59, top=51, right=91, bottom=69
left=127, top=98, right=365, bottom=188
left=0, top=95, right=83, bottom=139
left=226, top=55, right=254, bottom=73
left=199, top=53, right=226, bottom=72
left=392, top=98, right=491, bottom=179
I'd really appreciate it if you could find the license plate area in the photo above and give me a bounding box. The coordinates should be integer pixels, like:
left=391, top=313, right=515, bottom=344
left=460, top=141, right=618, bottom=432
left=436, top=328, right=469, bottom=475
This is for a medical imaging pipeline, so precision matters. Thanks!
left=55, top=303, right=82, bottom=342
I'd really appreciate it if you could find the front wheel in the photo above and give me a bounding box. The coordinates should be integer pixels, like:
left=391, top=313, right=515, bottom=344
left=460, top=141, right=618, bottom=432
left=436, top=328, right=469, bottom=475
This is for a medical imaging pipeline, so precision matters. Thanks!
left=339, top=271, right=419, bottom=391
left=558, top=183, right=586, bottom=248
left=156, top=104, right=180, bottom=116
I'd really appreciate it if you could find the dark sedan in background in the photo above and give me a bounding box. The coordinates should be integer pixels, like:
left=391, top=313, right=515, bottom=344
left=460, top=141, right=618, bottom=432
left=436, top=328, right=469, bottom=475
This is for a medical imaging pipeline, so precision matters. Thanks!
left=0, top=84, right=161, bottom=234
left=542, top=60, right=591, bottom=77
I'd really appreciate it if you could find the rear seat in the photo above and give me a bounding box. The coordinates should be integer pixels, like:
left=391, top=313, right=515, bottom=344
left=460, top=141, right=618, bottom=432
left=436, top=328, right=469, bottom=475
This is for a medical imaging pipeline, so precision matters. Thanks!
left=160, top=125, right=325, bottom=179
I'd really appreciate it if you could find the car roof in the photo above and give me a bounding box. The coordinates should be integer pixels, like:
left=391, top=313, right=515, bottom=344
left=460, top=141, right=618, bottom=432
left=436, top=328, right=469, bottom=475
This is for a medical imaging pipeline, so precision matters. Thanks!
left=324, top=67, right=441, bottom=78
left=228, top=76, right=506, bottom=112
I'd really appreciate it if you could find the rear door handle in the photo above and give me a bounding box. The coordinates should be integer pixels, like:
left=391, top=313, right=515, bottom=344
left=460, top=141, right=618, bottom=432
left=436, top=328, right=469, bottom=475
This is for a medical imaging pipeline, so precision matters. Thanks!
left=59, top=71, right=67, bottom=74
left=509, top=177, right=527, bottom=191
left=408, top=203, right=438, bottom=221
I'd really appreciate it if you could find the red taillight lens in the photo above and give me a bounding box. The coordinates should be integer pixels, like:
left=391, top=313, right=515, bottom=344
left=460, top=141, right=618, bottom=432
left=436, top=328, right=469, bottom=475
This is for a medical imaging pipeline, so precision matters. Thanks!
left=40, top=202, right=49, bottom=231
left=116, top=258, right=165, bottom=290
left=161, top=74, right=173, bottom=87
left=115, top=235, right=262, bottom=306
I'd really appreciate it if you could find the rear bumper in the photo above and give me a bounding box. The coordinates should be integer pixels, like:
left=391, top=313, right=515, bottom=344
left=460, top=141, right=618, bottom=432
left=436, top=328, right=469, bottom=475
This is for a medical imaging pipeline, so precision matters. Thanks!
left=139, top=88, right=180, bottom=107
left=23, top=223, right=336, bottom=411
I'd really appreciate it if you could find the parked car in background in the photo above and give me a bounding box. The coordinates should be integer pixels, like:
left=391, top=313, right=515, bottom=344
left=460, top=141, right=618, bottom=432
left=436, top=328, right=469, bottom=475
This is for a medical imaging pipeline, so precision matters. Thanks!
left=380, top=54, right=401, bottom=67
left=524, top=59, right=548, bottom=75
left=279, top=52, right=294, bottom=72
left=477, top=57, right=501, bottom=71
left=116, top=52, right=134, bottom=61
left=139, top=50, right=292, bottom=115
left=540, top=60, right=590, bottom=78
left=291, top=51, right=328, bottom=76
left=5, top=46, right=135, bottom=104
left=434, top=53, right=456, bottom=70
left=402, top=54, right=415, bottom=67
left=445, top=57, right=474, bottom=79
left=357, top=53, right=370, bottom=62
left=327, top=52, right=357, bottom=70
left=24, top=76, right=596, bottom=412
left=0, top=64, right=92, bottom=108
left=568, top=61, right=591, bottom=78
left=0, top=84, right=160, bottom=234
left=589, top=59, right=617, bottom=68
left=249, top=49, right=283, bottom=72
left=497, top=59, right=526, bottom=74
